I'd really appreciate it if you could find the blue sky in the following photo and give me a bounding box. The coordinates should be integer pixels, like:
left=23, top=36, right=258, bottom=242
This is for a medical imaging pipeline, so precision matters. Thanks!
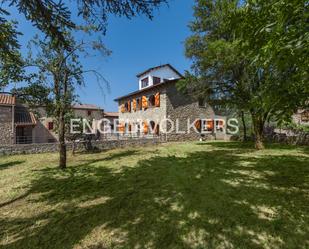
left=6, top=0, right=195, bottom=112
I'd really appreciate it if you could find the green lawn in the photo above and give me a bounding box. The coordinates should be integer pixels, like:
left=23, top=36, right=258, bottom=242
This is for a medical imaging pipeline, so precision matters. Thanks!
left=0, top=142, right=308, bottom=249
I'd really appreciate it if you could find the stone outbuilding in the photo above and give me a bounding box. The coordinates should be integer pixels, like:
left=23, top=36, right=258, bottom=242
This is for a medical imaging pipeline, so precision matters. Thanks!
left=0, top=93, right=105, bottom=144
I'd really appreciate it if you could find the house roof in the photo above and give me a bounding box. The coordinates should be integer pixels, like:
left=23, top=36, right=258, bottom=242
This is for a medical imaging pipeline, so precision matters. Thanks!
left=0, top=93, right=16, bottom=106
left=136, top=64, right=183, bottom=78
left=104, top=112, right=118, bottom=117
left=72, top=104, right=102, bottom=110
left=15, top=107, right=37, bottom=126
left=114, top=78, right=180, bottom=101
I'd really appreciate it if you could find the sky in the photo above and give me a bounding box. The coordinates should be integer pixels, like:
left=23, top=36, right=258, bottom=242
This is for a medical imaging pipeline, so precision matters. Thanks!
left=6, top=0, right=195, bottom=112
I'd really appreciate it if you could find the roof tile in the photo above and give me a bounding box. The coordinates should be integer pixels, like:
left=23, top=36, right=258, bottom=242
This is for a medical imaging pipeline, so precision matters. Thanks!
left=0, top=94, right=16, bottom=105
left=15, top=107, right=36, bottom=126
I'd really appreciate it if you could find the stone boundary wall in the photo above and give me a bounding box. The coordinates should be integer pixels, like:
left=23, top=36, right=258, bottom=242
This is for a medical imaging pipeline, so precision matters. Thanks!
left=0, top=138, right=163, bottom=156
left=265, top=133, right=309, bottom=146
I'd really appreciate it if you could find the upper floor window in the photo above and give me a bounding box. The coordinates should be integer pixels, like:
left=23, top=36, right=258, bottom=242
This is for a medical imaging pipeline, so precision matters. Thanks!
left=153, top=76, right=161, bottom=85
left=87, top=110, right=92, bottom=116
left=48, top=122, right=54, bottom=130
left=141, top=77, right=149, bottom=88
left=148, top=95, right=155, bottom=107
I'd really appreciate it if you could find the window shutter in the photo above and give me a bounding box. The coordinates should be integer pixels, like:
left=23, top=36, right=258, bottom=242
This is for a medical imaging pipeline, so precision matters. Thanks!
left=194, top=119, right=201, bottom=132
left=155, top=92, right=160, bottom=107
left=127, top=100, right=131, bottom=112
left=133, top=99, right=137, bottom=111
left=119, top=122, right=125, bottom=133
left=120, top=104, right=125, bottom=113
left=206, top=120, right=214, bottom=130
left=142, top=96, right=148, bottom=109
left=143, top=121, right=148, bottom=134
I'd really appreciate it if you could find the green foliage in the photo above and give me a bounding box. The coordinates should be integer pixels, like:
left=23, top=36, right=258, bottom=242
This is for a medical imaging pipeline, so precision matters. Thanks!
left=2, top=0, right=167, bottom=48
left=12, top=82, right=52, bottom=106
left=281, top=120, right=309, bottom=133
left=0, top=8, right=23, bottom=88
left=182, top=0, right=308, bottom=148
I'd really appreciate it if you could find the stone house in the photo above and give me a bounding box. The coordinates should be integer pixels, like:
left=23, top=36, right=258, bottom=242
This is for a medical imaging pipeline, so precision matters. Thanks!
left=115, top=64, right=226, bottom=141
left=103, top=112, right=119, bottom=131
left=0, top=93, right=104, bottom=145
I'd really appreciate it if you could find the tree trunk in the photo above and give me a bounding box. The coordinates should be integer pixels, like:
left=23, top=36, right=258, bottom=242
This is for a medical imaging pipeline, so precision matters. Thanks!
left=252, top=114, right=265, bottom=150
left=240, top=111, right=247, bottom=141
left=72, top=141, right=76, bottom=156
left=59, top=109, right=67, bottom=169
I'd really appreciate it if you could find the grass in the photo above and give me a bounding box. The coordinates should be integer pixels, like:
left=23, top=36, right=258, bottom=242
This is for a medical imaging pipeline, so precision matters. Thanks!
left=0, top=141, right=308, bottom=249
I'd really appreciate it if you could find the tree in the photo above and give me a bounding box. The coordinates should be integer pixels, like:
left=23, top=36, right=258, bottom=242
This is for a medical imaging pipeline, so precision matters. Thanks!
left=2, top=0, right=168, bottom=168
left=0, top=8, right=23, bottom=89
left=1, top=0, right=167, bottom=48
left=26, top=33, right=108, bottom=169
left=181, top=0, right=308, bottom=149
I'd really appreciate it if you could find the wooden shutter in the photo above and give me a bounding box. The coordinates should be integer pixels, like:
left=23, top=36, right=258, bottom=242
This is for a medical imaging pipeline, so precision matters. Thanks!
left=127, top=100, right=131, bottom=112
left=194, top=119, right=201, bottom=132
left=119, top=122, right=125, bottom=133
left=206, top=120, right=214, bottom=131
left=143, top=121, right=148, bottom=134
left=132, top=99, right=137, bottom=112
left=155, top=92, right=160, bottom=107
left=120, top=104, right=125, bottom=113
left=142, top=96, right=148, bottom=109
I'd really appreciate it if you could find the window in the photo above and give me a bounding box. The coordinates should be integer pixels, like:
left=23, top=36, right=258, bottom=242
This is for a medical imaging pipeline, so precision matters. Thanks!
left=87, top=110, right=92, bottom=116
left=141, top=77, right=149, bottom=88
left=301, top=111, right=309, bottom=122
left=153, top=76, right=161, bottom=85
left=48, top=122, right=54, bottom=130
left=125, top=102, right=131, bottom=112
left=148, top=95, right=155, bottom=107
left=136, top=98, right=142, bottom=110
left=202, top=120, right=213, bottom=132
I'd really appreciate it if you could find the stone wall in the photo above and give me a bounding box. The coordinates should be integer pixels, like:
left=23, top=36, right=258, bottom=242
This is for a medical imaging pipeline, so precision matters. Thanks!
left=0, top=106, right=13, bottom=145
left=165, top=84, right=216, bottom=141
left=118, top=84, right=168, bottom=132
left=0, top=138, right=162, bottom=156
left=265, top=133, right=309, bottom=146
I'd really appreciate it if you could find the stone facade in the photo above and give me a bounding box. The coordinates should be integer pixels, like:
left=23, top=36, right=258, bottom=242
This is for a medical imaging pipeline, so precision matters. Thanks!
left=117, top=80, right=226, bottom=141
left=0, top=106, right=13, bottom=145
left=118, top=84, right=168, bottom=132
left=165, top=83, right=215, bottom=141
left=27, top=105, right=105, bottom=143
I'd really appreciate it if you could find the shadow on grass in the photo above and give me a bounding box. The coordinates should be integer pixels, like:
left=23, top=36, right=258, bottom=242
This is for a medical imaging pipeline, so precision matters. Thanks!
left=1, top=149, right=309, bottom=249
left=202, top=141, right=308, bottom=152
left=0, top=161, right=24, bottom=171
